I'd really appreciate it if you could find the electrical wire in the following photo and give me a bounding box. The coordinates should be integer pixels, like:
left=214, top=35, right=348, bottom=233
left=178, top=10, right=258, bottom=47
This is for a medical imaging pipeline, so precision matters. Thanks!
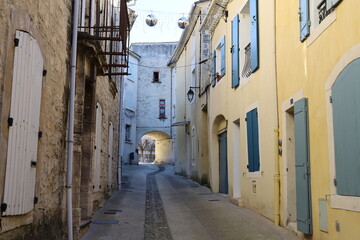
left=128, top=58, right=209, bottom=69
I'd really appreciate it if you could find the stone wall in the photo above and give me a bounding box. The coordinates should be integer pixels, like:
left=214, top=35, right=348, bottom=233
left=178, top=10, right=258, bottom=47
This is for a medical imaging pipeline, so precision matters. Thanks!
left=0, top=1, right=72, bottom=239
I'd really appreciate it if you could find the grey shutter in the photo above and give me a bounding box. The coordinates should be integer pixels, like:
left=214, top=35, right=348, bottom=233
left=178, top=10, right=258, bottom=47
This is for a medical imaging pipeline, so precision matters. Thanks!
left=299, top=0, right=310, bottom=41
left=212, top=50, right=216, bottom=87
left=231, top=14, right=240, bottom=88
left=220, top=36, right=226, bottom=76
left=332, top=58, right=360, bottom=196
left=250, top=0, right=259, bottom=72
left=294, top=98, right=312, bottom=234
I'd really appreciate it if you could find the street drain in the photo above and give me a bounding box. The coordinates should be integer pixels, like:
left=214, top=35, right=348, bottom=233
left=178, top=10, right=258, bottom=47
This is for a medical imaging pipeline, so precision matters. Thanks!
left=190, top=185, right=199, bottom=188
left=103, top=212, right=116, bottom=215
left=93, top=220, right=119, bottom=224
left=199, top=193, right=212, bottom=195
left=208, top=199, right=220, bottom=202
left=107, top=209, right=122, bottom=212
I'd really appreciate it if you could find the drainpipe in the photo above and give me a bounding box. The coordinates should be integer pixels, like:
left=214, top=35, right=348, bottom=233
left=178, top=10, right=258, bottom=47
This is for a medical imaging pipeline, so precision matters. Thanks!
left=66, top=0, right=79, bottom=239
left=118, top=75, right=125, bottom=189
left=273, top=0, right=281, bottom=226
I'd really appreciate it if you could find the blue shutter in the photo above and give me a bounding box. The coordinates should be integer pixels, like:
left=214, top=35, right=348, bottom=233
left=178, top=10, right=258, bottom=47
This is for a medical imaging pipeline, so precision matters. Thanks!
left=246, top=108, right=260, bottom=172
left=231, top=14, right=240, bottom=88
left=220, top=36, right=226, bottom=76
left=294, top=98, right=312, bottom=234
left=212, top=50, right=216, bottom=87
left=246, top=111, right=254, bottom=171
left=299, top=0, right=310, bottom=41
left=250, top=0, right=259, bottom=72
left=252, top=109, right=260, bottom=171
left=332, top=58, right=360, bottom=196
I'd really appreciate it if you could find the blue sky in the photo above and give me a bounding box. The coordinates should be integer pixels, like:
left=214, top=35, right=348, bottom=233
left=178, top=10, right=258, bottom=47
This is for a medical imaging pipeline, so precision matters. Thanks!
left=129, top=0, right=196, bottom=43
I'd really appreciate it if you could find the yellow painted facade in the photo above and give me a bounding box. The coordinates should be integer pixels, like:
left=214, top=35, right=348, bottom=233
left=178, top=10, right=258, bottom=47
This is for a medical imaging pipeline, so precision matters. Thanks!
left=172, top=0, right=360, bottom=239
left=276, top=0, right=360, bottom=239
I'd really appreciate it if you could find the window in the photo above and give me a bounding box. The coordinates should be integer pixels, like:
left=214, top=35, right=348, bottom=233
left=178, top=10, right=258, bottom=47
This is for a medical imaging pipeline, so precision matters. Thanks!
left=153, top=71, right=160, bottom=82
left=299, top=0, right=342, bottom=41
left=212, top=36, right=226, bottom=87
left=246, top=108, right=260, bottom=172
left=3, top=31, right=43, bottom=216
left=125, top=124, right=131, bottom=142
left=159, top=99, right=166, bottom=119
left=231, top=0, right=259, bottom=85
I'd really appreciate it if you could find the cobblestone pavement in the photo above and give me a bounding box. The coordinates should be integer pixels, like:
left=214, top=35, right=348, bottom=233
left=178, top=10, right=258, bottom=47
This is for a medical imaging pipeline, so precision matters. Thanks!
left=81, top=164, right=300, bottom=240
left=144, top=166, right=172, bottom=240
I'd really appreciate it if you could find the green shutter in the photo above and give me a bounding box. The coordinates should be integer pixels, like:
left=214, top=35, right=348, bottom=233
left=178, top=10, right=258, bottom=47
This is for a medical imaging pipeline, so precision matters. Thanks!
left=231, top=14, right=240, bottom=88
left=332, top=58, right=360, bottom=196
left=294, top=98, right=312, bottom=234
left=250, top=0, right=259, bottom=72
left=246, top=108, right=260, bottom=172
left=212, top=50, right=216, bottom=87
left=299, top=0, right=310, bottom=41
left=220, top=36, right=226, bottom=76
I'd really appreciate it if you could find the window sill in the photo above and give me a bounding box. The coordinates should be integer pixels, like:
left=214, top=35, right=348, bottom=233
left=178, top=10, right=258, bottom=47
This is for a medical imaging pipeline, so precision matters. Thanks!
left=330, top=195, right=360, bottom=212
left=125, top=140, right=132, bottom=144
left=245, top=171, right=263, bottom=178
left=152, top=80, right=161, bottom=83
left=307, top=10, right=336, bottom=47
left=159, top=117, right=167, bottom=120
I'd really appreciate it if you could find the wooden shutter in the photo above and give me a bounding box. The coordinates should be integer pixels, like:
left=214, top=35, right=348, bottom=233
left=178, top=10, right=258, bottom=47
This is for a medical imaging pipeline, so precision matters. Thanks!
left=212, top=50, right=216, bottom=87
left=93, top=102, right=102, bottom=192
left=220, top=36, right=226, bottom=76
left=107, top=122, right=114, bottom=187
left=299, top=0, right=310, bottom=41
left=332, top=58, right=360, bottom=196
left=246, top=108, right=260, bottom=172
left=294, top=98, right=312, bottom=234
left=3, top=31, right=43, bottom=216
left=250, top=0, right=259, bottom=72
left=231, top=14, right=240, bottom=88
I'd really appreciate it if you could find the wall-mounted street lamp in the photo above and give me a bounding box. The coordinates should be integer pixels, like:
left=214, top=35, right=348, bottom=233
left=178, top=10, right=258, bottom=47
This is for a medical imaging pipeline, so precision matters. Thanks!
left=187, top=87, right=200, bottom=102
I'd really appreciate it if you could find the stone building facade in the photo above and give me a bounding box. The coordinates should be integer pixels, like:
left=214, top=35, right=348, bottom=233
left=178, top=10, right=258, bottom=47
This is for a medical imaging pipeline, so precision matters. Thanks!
left=0, top=0, right=132, bottom=239
left=131, top=42, right=177, bottom=164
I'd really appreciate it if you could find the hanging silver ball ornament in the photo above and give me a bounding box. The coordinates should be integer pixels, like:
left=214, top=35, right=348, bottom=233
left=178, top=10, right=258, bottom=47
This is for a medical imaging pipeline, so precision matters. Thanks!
left=178, top=17, right=189, bottom=29
left=146, top=14, right=158, bottom=27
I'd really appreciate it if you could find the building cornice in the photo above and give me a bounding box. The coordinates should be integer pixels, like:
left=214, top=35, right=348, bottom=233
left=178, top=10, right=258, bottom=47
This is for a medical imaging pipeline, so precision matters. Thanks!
left=168, top=0, right=210, bottom=67
left=200, top=0, right=230, bottom=33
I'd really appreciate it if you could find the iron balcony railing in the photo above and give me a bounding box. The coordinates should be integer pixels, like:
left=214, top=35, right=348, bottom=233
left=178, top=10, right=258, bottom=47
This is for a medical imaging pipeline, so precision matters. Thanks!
left=241, top=43, right=252, bottom=78
left=78, top=0, right=130, bottom=76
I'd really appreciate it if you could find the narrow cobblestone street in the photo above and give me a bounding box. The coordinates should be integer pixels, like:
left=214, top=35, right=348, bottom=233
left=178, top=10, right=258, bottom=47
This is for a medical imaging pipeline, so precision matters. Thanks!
left=81, top=164, right=300, bottom=240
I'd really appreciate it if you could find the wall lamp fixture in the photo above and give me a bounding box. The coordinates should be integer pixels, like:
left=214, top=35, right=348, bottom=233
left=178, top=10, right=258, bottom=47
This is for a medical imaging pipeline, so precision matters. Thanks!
left=187, top=87, right=200, bottom=102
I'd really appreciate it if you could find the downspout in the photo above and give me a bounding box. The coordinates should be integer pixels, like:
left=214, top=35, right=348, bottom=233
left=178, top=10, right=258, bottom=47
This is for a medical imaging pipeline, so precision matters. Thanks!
left=273, top=0, right=281, bottom=226
left=118, top=75, right=125, bottom=189
left=67, top=0, right=79, bottom=239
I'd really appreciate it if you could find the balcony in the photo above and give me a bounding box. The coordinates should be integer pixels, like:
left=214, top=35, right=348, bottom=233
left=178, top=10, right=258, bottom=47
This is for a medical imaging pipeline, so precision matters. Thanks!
left=317, top=0, right=342, bottom=24
left=241, top=43, right=252, bottom=78
left=78, top=0, right=130, bottom=76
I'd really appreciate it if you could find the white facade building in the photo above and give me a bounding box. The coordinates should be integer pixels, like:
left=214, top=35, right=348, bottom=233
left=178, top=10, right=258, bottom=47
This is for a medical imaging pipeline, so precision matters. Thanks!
left=121, top=51, right=140, bottom=164
left=131, top=42, right=177, bottom=164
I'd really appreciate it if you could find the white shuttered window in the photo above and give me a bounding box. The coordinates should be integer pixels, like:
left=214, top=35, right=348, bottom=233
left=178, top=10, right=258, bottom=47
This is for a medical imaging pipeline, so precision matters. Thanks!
left=3, top=31, right=43, bottom=216
left=93, top=102, right=102, bottom=192
left=107, top=122, right=114, bottom=187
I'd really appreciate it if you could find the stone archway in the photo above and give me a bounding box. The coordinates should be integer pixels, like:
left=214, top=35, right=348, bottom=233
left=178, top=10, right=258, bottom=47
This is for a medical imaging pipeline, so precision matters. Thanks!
left=137, top=131, right=173, bottom=165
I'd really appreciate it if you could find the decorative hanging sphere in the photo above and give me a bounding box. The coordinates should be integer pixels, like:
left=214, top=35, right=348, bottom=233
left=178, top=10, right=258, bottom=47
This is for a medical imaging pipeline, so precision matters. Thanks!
left=145, top=14, right=158, bottom=27
left=177, top=17, right=189, bottom=29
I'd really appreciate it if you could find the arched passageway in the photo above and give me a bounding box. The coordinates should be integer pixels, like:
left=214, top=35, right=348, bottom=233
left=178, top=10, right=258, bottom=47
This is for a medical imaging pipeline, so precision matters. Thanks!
left=137, top=131, right=173, bottom=164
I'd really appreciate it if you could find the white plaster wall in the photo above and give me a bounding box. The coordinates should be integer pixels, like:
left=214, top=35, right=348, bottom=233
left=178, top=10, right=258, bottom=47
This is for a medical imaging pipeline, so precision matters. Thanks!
left=131, top=42, right=177, bottom=143
left=121, top=52, right=139, bottom=164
